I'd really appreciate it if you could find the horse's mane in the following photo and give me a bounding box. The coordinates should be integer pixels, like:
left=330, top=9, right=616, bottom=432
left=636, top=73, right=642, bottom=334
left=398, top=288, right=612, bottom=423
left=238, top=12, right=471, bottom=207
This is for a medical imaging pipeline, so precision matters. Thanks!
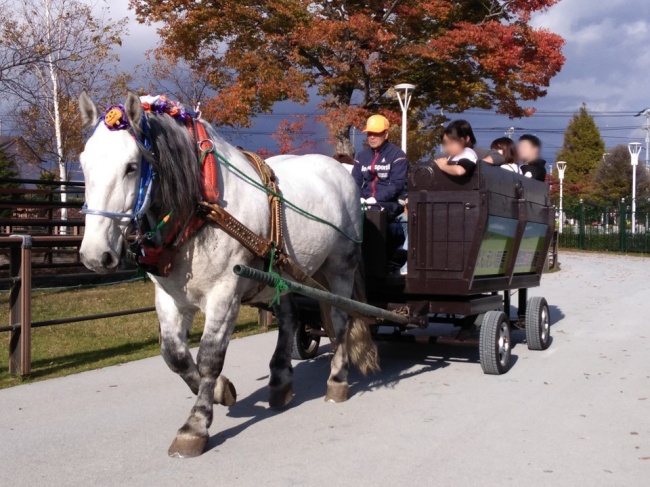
left=146, top=113, right=202, bottom=221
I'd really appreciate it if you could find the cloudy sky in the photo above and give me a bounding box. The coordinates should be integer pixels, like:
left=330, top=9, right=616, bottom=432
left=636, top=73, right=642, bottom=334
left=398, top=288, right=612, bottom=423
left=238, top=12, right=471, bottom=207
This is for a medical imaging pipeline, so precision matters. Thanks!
left=111, top=0, right=650, bottom=164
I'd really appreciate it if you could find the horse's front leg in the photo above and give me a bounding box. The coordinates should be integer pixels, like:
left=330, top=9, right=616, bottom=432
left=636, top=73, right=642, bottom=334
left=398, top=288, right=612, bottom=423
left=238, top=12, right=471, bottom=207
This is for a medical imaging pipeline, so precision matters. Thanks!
left=167, top=290, right=240, bottom=458
left=156, top=288, right=237, bottom=407
left=268, top=293, right=300, bottom=408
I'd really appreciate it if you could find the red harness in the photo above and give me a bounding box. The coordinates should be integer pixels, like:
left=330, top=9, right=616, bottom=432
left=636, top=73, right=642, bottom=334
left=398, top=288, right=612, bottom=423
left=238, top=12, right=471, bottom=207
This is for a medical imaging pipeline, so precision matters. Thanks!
left=136, top=119, right=220, bottom=276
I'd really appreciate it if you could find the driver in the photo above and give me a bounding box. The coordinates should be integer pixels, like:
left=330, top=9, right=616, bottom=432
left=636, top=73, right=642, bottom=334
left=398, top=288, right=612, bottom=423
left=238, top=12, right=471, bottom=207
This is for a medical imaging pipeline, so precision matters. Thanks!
left=352, top=115, right=408, bottom=208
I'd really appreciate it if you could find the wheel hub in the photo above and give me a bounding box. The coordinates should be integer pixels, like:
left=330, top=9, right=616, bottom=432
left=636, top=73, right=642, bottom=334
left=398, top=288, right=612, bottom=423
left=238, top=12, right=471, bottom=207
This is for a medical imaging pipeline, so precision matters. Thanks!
left=498, top=323, right=510, bottom=366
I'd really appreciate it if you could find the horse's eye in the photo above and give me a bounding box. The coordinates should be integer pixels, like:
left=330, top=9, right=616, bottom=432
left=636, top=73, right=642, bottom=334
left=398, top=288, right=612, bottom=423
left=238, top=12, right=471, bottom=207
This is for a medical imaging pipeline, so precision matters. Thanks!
left=125, top=163, right=138, bottom=176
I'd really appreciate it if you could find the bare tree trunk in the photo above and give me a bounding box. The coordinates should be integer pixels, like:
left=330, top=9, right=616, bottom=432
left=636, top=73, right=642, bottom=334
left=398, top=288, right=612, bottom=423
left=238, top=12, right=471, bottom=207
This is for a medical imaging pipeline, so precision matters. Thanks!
left=44, top=0, right=67, bottom=233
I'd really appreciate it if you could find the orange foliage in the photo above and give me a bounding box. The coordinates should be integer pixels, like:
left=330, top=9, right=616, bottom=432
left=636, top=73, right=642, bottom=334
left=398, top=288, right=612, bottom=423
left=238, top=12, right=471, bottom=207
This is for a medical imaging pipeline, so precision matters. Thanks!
left=130, top=0, right=565, bottom=141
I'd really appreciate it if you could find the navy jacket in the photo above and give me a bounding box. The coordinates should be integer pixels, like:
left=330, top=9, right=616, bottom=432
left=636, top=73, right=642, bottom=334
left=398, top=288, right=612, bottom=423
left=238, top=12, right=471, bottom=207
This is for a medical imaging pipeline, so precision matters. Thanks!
left=521, top=158, right=547, bottom=182
left=352, top=141, right=408, bottom=202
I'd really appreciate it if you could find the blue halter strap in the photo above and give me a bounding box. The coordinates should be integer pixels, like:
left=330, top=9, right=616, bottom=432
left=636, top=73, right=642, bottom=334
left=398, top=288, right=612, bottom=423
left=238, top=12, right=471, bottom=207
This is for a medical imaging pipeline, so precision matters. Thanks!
left=82, top=110, right=156, bottom=224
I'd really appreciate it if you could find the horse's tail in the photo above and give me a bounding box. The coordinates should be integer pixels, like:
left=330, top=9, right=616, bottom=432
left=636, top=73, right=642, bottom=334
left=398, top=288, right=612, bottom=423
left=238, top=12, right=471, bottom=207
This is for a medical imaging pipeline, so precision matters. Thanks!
left=315, top=266, right=380, bottom=375
left=346, top=266, right=380, bottom=375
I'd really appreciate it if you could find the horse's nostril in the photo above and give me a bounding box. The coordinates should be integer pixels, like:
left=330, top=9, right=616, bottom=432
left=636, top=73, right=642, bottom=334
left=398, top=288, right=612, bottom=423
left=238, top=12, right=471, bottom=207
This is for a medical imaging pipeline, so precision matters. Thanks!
left=101, top=252, right=114, bottom=268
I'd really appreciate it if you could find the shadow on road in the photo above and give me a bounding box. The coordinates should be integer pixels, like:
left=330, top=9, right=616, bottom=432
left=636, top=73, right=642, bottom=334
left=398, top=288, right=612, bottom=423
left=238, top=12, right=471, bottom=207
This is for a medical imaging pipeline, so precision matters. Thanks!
left=549, top=305, right=566, bottom=326
left=206, top=335, right=521, bottom=452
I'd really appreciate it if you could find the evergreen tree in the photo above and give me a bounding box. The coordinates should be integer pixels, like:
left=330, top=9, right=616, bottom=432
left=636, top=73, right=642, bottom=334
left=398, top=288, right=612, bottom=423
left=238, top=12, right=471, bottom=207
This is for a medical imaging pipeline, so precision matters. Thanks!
left=556, top=104, right=606, bottom=196
left=594, top=145, right=650, bottom=204
left=0, top=141, right=19, bottom=217
left=0, top=141, right=18, bottom=180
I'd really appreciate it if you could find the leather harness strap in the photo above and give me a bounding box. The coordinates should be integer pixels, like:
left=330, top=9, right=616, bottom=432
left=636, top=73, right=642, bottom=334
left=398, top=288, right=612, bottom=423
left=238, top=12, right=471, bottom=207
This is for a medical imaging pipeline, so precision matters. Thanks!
left=200, top=150, right=328, bottom=294
left=186, top=118, right=220, bottom=203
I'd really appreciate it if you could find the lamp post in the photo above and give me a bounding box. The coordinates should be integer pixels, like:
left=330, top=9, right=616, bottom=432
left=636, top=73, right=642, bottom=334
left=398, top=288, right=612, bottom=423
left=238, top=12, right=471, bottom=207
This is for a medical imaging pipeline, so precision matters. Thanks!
left=628, top=142, right=642, bottom=235
left=394, top=83, right=416, bottom=153
left=505, top=126, right=515, bottom=139
left=556, top=161, right=567, bottom=233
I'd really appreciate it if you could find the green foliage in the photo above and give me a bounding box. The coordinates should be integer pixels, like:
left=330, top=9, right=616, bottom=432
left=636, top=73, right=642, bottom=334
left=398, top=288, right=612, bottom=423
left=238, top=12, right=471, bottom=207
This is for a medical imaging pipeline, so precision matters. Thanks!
left=556, top=104, right=606, bottom=198
left=594, top=145, right=650, bottom=204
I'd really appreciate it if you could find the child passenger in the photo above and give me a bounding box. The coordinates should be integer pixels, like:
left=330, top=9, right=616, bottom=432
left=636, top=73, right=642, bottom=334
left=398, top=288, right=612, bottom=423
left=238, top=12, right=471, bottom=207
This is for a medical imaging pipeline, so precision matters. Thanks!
left=435, top=120, right=478, bottom=177
left=489, top=137, right=521, bottom=173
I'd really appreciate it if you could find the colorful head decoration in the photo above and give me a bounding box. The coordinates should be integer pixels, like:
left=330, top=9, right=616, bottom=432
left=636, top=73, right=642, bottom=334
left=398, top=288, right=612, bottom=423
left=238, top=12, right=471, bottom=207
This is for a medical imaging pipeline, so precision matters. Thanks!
left=139, top=95, right=190, bottom=122
left=103, top=105, right=129, bottom=131
left=102, top=95, right=190, bottom=132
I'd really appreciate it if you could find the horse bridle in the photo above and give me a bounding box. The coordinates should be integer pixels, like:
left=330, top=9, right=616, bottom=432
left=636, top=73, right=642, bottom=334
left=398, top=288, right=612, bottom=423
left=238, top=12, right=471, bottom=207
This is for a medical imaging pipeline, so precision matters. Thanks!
left=81, top=106, right=156, bottom=225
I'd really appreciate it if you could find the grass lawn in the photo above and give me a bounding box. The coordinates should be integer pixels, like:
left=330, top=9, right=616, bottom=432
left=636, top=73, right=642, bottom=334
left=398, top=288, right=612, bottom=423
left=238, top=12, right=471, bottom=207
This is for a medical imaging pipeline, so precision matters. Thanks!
left=0, top=280, right=271, bottom=389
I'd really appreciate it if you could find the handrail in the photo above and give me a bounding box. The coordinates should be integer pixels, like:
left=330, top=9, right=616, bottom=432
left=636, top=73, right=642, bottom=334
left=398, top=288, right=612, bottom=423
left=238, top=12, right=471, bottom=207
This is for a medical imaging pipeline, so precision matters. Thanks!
left=0, top=177, right=85, bottom=187
left=0, top=234, right=154, bottom=377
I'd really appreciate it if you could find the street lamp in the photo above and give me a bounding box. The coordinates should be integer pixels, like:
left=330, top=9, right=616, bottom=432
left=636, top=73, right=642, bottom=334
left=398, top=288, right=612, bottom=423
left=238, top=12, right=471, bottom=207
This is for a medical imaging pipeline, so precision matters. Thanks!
left=505, top=126, right=515, bottom=139
left=556, top=161, right=567, bottom=233
left=628, top=142, right=642, bottom=235
left=394, top=83, right=416, bottom=153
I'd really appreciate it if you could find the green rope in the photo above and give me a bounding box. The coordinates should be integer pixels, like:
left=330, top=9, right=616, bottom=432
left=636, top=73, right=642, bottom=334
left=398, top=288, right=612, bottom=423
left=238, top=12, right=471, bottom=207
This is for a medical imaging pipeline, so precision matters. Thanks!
left=145, top=210, right=173, bottom=239
left=212, top=150, right=364, bottom=244
left=267, top=243, right=289, bottom=307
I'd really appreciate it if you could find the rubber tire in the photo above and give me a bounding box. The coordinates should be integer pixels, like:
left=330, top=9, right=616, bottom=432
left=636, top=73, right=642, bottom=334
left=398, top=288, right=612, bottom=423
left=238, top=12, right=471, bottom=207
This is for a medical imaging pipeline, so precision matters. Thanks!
left=525, top=296, right=551, bottom=351
left=479, top=311, right=512, bottom=375
left=291, top=322, right=321, bottom=360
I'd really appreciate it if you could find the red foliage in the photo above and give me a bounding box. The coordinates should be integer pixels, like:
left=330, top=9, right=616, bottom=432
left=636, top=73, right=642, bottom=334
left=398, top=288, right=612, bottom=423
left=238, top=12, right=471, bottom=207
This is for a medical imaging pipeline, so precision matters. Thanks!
left=130, top=0, right=565, bottom=141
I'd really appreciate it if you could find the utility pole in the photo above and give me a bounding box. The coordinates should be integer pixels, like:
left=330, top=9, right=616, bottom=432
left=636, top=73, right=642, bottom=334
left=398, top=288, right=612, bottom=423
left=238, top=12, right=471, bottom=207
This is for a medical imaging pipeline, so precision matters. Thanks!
left=645, top=116, right=650, bottom=172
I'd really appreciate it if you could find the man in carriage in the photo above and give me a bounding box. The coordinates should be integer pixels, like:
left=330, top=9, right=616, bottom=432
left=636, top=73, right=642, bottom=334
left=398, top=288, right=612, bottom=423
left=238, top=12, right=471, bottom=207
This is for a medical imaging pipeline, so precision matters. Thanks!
left=352, top=114, right=409, bottom=274
left=351, top=114, right=408, bottom=212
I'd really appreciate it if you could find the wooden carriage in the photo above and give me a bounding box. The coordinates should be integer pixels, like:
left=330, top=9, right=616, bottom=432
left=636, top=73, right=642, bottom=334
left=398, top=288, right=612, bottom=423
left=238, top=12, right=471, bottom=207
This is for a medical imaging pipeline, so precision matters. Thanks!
left=238, top=160, right=555, bottom=375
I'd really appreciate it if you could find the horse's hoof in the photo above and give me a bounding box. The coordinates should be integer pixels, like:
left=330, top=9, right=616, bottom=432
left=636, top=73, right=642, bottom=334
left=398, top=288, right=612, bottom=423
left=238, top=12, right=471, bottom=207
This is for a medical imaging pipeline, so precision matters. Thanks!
left=168, top=433, right=208, bottom=458
left=325, top=382, right=349, bottom=403
left=269, top=383, right=293, bottom=409
left=214, top=375, right=237, bottom=407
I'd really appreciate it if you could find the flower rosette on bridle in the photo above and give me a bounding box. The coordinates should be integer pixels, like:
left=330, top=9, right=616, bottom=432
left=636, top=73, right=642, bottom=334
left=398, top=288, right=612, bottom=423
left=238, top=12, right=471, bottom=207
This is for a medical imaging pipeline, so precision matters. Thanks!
left=103, top=105, right=129, bottom=131
left=140, top=94, right=190, bottom=123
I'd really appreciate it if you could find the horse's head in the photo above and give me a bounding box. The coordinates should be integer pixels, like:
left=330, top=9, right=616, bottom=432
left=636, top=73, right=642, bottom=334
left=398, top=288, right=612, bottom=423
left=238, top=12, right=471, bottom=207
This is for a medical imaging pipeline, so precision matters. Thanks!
left=78, top=92, right=144, bottom=273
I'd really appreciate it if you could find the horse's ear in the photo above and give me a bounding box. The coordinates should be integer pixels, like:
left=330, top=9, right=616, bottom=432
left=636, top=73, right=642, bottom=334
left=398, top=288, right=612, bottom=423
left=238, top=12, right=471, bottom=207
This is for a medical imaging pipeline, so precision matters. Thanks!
left=124, top=91, right=143, bottom=136
left=78, top=91, right=99, bottom=129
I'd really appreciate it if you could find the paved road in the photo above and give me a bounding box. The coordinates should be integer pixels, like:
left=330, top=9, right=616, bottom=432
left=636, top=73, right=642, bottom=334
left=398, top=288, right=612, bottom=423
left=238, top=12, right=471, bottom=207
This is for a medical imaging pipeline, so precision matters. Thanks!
left=1, top=252, right=649, bottom=486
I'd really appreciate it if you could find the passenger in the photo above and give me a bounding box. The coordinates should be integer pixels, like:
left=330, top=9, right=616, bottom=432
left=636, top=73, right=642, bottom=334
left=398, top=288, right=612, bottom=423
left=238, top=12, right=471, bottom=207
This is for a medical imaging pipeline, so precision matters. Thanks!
left=434, top=120, right=478, bottom=177
left=352, top=114, right=408, bottom=207
left=518, top=134, right=547, bottom=181
left=489, top=137, right=521, bottom=173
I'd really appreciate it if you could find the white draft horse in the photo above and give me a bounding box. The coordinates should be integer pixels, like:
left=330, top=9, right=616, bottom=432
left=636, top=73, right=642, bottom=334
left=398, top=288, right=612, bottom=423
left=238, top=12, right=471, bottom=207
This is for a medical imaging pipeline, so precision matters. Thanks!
left=78, top=92, right=378, bottom=457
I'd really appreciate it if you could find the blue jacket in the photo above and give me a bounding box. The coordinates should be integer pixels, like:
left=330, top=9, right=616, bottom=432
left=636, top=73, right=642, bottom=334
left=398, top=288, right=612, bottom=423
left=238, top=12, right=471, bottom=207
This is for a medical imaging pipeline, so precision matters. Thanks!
left=352, top=141, right=408, bottom=202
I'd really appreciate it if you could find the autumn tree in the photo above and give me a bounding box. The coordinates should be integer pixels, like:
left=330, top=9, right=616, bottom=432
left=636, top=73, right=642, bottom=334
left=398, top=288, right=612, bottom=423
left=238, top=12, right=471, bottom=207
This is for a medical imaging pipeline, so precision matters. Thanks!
left=556, top=104, right=606, bottom=199
left=0, top=0, right=129, bottom=223
left=143, top=53, right=214, bottom=119
left=0, top=0, right=62, bottom=90
left=130, top=0, right=565, bottom=150
left=594, top=145, right=650, bottom=205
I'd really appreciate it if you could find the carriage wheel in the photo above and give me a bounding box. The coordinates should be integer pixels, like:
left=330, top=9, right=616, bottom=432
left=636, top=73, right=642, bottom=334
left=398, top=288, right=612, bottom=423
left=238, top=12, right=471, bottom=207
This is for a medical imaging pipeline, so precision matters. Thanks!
left=479, top=311, right=512, bottom=375
left=525, top=297, right=551, bottom=351
left=291, top=322, right=321, bottom=360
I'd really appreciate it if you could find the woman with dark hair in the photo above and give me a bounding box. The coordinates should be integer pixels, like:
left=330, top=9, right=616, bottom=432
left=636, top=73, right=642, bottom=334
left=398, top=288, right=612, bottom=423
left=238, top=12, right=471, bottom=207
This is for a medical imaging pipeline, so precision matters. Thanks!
left=434, top=119, right=478, bottom=177
left=490, top=137, right=520, bottom=173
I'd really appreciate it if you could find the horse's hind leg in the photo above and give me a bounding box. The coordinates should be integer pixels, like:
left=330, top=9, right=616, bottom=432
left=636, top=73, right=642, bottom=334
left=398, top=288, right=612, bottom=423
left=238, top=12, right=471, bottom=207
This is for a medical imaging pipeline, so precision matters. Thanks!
left=322, top=273, right=354, bottom=403
left=268, top=293, right=299, bottom=408
left=156, top=289, right=236, bottom=407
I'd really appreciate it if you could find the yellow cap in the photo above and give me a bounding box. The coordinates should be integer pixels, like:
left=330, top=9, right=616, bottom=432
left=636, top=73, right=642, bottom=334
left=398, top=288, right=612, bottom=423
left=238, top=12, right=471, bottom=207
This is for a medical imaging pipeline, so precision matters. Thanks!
left=362, top=114, right=390, bottom=133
